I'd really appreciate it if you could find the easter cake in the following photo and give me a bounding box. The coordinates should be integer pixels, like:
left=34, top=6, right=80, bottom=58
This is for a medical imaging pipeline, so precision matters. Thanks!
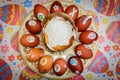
left=18, top=0, right=98, bottom=79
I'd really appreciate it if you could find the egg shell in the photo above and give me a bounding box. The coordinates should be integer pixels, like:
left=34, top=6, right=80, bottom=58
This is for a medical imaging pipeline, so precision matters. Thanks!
left=38, top=55, right=53, bottom=73
left=34, top=4, right=49, bottom=21
left=75, top=15, right=92, bottom=32
left=26, top=48, right=44, bottom=62
left=68, top=56, right=83, bottom=74
left=65, top=5, right=79, bottom=21
left=50, top=1, right=64, bottom=13
left=20, top=34, right=39, bottom=47
left=26, top=19, right=42, bottom=34
left=79, top=30, right=98, bottom=44
left=75, top=44, right=93, bottom=59
left=53, top=58, right=67, bottom=76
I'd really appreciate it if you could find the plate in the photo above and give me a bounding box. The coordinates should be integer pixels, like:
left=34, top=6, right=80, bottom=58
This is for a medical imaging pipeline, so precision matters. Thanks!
left=18, top=0, right=98, bottom=79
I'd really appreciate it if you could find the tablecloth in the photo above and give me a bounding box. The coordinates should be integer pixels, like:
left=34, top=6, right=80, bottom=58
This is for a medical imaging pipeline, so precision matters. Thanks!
left=0, top=0, right=120, bottom=80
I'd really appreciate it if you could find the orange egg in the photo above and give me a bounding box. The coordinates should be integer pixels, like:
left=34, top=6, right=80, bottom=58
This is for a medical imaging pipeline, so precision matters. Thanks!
left=34, top=4, right=49, bottom=21
left=75, top=44, right=93, bottom=59
left=79, top=30, right=98, bottom=44
left=38, top=55, right=53, bottom=73
left=20, top=34, right=39, bottom=47
left=26, top=48, right=44, bottom=62
left=53, top=58, right=67, bottom=76
left=26, top=19, right=42, bottom=34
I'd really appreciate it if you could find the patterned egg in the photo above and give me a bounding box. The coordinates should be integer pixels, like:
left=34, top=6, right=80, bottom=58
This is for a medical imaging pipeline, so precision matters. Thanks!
left=65, top=5, right=79, bottom=20
left=116, top=59, right=120, bottom=80
left=75, top=15, right=92, bottom=32
left=0, top=59, right=12, bottom=80
left=106, top=21, right=120, bottom=44
left=19, top=66, right=41, bottom=80
left=75, top=44, right=93, bottom=59
left=26, top=48, right=44, bottom=62
left=0, top=23, right=3, bottom=43
left=88, top=50, right=109, bottom=74
left=66, top=74, right=85, bottom=80
left=50, top=1, right=64, bottom=13
left=0, top=4, right=27, bottom=26
left=10, top=31, right=19, bottom=52
left=68, top=56, right=83, bottom=74
left=79, top=30, right=98, bottom=44
left=93, top=0, right=120, bottom=16
left=38, top=55, right=53, bottom=73
left=87, top=10, right=99, bottom=30
left=34, top=4, right=49, bottom=21
left=26, top=19, right=42, bottom=34
left=53, top=58, right=67, bottom=76
left=20, top=34, right=39, bottom=47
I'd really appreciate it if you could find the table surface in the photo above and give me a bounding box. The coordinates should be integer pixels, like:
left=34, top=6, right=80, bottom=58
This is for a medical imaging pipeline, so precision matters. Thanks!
left=0, top=0, right=120, bottom=80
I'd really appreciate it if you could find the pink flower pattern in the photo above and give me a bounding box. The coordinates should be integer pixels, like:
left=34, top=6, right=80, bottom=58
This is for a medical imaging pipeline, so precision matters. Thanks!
left=98, top=35, right=104, bottom=44
left=8, top=54, right=15, bottom=62
left=0, top=44, right=9, bottom=53
left=104, top=45, right=111, bottom=52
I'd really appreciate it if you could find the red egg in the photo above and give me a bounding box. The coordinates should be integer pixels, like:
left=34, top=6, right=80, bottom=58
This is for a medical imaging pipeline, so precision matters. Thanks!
left=53, top=58, right=67, bottom=76
left=50, top=1, right=64, bottom=13
left=26, top=19, right=42, bottom=34
left=34, top=4, right=49, bottom=21
left=38, top=55, right=53, bottom=73
left=26, top=48, right=44, bottom=62
left=65, top=5, right=79, bottom=20
left=75, top=44, right=93, bottom=59
left=68, top=56, right=83, bottom=74
left=20, top=34, right=39, bottom=47
left=79, top=30, right=98, bottom=44
left=75, top=15, right=92, bottom=32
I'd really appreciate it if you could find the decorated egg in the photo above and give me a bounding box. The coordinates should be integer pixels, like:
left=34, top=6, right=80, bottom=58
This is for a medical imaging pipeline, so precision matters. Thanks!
left=20, top=34, right=39, bottom=47
left=34, top=4, right=49, bottom=21
left=43, top=13, right=76, bottom=51
left=68, top=56, right=83, bottom=74
left=38, top=55, right=53, bottom=73
left=0, top=4, right=27, bottom=26
left=50, top=1, right=64, bottom=13
left=26, top=48, right=44, bottom=62
left=79, top=30, right=98, bottom=44
left=116, top=59, right=120, bottom=80
left=88, top=50, right=109, bottom=74
left=87, top=10, right=99, bottom=30
left=26, top=19, right=42, bottom=34
left=0, top=23, right=3, bottom=43
left=53, top=58, right=67, bottom=76
left=11, top=31, right=19, bottom=52
left=19, top=66, right=41, bottom=80
left=65, top=5, right=79, bottom=20
left=106, top=21, right=120, bottom=44
left=75, top=44, right=93, bottom=59
left=75, top=15, right=92, bottom=32
left=0, top=59, right=12, bottom=80
left=93, top=0, right=120, bottom=16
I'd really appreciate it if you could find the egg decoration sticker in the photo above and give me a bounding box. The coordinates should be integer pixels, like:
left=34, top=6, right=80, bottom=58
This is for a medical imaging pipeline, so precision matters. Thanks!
left=19, top=66, right=41, bottom=80
left=116, top=59, right=120, bottom=80
left=88, top=50, right=109, bottom=74
left=93, top=0, right=120, bottom=16
left=18, top=0, right=98, bottom=79
left=0, top=59, right=12, bottom=80
left=106, top=21, right=120, bottom=44
left=0, top=4, right=27, bottom=26
left=0, top=23, right=3, bottom=43
left=10, top=31, right=19, bottom=52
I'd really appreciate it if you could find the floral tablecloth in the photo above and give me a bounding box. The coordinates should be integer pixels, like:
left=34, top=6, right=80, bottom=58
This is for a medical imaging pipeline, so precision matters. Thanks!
left=0, top=0, right=120, bottom=80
